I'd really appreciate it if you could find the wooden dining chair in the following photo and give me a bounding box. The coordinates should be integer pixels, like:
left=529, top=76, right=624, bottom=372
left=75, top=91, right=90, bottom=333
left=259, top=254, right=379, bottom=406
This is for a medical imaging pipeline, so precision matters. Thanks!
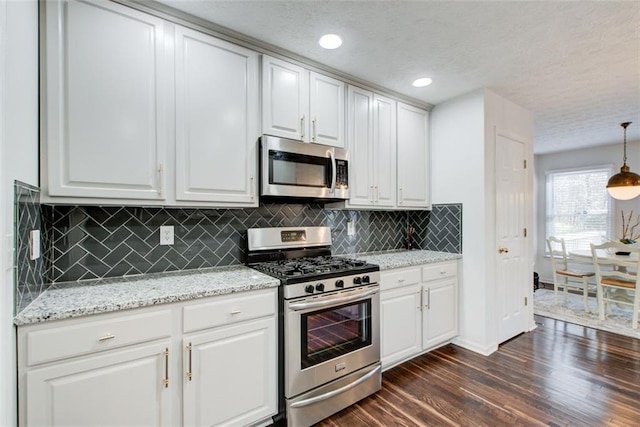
left=546, top=236, right=594, bottom=311
left=590, top=241, right=640, bottom=329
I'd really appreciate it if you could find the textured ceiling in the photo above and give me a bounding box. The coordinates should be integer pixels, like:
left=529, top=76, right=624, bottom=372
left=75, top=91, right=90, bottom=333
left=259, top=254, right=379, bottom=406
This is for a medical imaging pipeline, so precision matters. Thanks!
left=156, top=0, right=640, bottom=154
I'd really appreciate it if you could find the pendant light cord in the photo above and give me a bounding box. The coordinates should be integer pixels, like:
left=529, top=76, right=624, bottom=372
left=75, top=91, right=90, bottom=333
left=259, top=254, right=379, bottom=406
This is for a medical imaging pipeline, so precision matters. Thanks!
left=622, top=122, right=631, bottom=166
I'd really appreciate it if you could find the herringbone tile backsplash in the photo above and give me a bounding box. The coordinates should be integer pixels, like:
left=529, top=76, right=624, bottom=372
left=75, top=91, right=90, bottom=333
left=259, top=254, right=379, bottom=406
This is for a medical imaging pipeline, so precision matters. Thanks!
left=14, top=193, right=461, bottom=311
left=14, top=182, right=47, bottom=314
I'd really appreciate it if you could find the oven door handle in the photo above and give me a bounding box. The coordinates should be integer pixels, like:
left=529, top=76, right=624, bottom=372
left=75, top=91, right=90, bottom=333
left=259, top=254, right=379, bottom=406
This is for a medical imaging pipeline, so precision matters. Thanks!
left=288, top=288, right=378, bottom=311
left=290, top=364, right=381, bottom=408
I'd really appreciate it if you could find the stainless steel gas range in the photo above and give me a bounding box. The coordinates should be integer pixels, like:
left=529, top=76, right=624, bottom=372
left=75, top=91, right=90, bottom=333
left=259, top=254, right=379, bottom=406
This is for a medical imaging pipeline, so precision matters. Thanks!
left=246, top=226, right=381, bottom=427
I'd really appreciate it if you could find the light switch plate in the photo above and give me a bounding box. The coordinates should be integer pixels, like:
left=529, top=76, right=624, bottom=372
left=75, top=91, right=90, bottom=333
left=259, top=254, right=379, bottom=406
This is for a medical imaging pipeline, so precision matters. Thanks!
left=29, top=230, right=41, bottom=260
left=160, top=226, right=174, bottom=246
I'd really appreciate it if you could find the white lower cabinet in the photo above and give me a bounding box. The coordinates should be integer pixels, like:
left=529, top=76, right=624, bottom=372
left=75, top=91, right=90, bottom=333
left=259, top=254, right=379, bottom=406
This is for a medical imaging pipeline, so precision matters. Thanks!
left=380, top=284, right=422, bottom=367
left=25, top=341, right=172, bottom=426
left=380, top=261, right=458, bottom=370
left=17, top=288, right=278, bottom=427
left=183, top=318, right=276, bottom=426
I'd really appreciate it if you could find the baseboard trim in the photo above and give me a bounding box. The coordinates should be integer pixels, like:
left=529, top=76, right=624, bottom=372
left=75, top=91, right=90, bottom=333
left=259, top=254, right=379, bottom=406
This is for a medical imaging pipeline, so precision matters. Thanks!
left=452, top=337, right=498, bottom=356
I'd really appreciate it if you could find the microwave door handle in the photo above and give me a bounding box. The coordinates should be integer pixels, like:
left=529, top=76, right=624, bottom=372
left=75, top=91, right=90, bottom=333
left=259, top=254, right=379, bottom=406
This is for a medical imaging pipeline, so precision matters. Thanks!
left=329, top=150, right=336, bottom=194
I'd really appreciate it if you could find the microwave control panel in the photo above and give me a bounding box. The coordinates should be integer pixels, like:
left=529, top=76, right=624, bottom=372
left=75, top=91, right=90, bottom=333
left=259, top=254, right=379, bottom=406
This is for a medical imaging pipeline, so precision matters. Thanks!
left=336, top=160, right=349, bottom=189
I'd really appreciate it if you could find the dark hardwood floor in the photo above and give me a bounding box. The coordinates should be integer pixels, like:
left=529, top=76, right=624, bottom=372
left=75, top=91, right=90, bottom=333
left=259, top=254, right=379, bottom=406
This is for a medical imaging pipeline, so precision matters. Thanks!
left=315, top=315, right=640, bottom=426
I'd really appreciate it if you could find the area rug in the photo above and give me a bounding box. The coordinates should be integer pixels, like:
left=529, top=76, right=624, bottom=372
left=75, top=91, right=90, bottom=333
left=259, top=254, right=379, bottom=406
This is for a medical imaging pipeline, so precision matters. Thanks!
left=533, top=288, right=640, bottom=339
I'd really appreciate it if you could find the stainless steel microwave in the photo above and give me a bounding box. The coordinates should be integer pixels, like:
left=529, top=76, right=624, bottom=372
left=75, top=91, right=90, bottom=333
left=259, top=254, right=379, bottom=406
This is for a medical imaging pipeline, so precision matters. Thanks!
left=260, top=135, right=349, bottom=200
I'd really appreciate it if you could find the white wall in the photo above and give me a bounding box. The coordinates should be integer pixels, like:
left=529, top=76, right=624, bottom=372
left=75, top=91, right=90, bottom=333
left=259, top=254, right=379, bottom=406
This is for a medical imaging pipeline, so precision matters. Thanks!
left=0, top=0, right=39, bottom=424
left=534, top=140, right=640, bottom=283
left=431, top=88, right=533, bottom=355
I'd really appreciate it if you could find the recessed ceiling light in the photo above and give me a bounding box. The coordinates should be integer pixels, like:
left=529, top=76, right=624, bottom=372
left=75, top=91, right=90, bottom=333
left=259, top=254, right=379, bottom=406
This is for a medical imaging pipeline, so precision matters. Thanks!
left=412, top=77, right=433, bottom=87
left=319, top=34, right=342, bottom=49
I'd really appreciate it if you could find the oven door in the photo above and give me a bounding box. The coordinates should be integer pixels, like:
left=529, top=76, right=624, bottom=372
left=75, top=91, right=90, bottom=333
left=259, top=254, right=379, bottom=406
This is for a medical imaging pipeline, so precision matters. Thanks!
left=260, top=135, right=349, bottom=199
left=285, top=284, right=380, bottom=398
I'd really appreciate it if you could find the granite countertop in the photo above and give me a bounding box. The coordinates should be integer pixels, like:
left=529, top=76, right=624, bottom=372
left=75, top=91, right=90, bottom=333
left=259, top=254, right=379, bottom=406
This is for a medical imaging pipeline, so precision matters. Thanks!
left=14, top=265, right=279, bottom=326
left=351, top=249, right=462, bottom=270
left=15, top=250, right=461, bottom=326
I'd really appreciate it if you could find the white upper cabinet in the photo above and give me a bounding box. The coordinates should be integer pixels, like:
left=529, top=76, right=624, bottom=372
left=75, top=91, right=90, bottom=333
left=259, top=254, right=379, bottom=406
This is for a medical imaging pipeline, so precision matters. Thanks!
left=41, top=0, right=259, bottom=207
left=174, top=26, right=259, bottom=206
left=373, top=94, right=397, bottom=207
left=397, top=102, right=431, bottom=209
left=344, top=86, right=396, bottom=208
left=262, top=55, right=345, bottom=147
left=42, top=0, right=168, bottom=201
left=309, top=72, right=345, bottom=147
left=345, top=86, right=374, bottom=206
left=261, top=56, right=309, bottom=142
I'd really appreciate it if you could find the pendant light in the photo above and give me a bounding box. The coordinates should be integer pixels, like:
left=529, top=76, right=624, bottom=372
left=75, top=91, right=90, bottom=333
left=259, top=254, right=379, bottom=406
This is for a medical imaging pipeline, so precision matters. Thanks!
left=607, top=122, right=640, bottom=200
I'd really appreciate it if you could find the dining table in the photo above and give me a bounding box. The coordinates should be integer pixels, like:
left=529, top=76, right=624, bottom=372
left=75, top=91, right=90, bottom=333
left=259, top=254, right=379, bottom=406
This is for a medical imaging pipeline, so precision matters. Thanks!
left=568, top=248, right=637, bottom=304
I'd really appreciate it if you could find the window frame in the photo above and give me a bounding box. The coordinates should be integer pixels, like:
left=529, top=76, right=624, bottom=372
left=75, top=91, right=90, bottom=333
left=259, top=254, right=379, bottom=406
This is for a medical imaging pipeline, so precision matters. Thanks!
left=545, top=164, right=614, bottom=254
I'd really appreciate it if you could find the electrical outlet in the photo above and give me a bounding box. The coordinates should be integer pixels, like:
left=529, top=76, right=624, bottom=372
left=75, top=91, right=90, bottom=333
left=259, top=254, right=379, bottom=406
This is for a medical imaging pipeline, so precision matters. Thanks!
left=160, top=226, right=174, bottom=245
left=347, top=220, right=356, bottom=236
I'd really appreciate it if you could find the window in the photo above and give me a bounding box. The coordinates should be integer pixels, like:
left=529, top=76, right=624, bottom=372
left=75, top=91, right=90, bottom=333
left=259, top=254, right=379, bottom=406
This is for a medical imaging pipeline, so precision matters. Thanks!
left=546, top=167, right=613, bottom=252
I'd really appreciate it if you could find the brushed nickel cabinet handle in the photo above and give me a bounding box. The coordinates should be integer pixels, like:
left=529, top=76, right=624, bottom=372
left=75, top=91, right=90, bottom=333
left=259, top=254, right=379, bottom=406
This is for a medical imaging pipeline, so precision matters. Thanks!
left=186, top=342, right=193, bottom=381
left=312, top=117, right=317, bottom=142
left=158, top=164, right=164, bottom=197
left=98, top=333, right=115, bottom=342
left=163, top=348, right=169, bottom=388
left=231, top=309, right=241, bottom=315
left=301, top=115, right=306, bottom=140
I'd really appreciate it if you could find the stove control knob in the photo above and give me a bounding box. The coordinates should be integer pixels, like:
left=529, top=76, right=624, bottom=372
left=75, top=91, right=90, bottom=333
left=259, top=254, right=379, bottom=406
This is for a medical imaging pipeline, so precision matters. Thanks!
left=316, top=283, right=325, bottom=292
left=335, top=279, right=344, bottom=288
left=304, top=285, right=315, bottom=294
left=353, top=276, right=362, bottom=285
left=362, top=275, right=370, bottom=284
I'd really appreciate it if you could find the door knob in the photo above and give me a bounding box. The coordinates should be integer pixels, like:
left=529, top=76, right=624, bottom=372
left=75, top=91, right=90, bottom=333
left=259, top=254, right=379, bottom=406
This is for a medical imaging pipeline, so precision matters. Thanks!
left=498, top=247, right=509, bottom=254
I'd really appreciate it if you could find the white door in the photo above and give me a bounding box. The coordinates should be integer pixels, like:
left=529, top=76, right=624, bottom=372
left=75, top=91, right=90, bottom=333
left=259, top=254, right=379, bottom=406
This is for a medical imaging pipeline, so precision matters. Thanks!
left=380, top=284, right=422, bottom=369
left=396, top=103, right=430, bottom=209
left=174, top=26, right=259, bottom=205
left=373, top=94, right=397, bottom=207
left=183, top=318, right=277, bottom=427
left=262, top=56, right=309, bottom=141
left=26, top=342, right=172, bottom=426
left=44, top=0, right=167, bottom=200
left=309, top=72, right=345, bottom=147
left=346, top=86, right=374, bottom=206
left=495, top=129, right=529, bottom=343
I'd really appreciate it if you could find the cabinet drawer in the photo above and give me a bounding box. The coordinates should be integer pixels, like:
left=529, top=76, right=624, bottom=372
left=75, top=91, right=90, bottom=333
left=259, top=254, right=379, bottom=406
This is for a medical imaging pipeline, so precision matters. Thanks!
left=380, top=267, right=421, bottom=291
left=25, top=309, right=172, bottom=366
left=183, top=289, right=276, bottom=334
left=422, top=261, right=457, bottom=282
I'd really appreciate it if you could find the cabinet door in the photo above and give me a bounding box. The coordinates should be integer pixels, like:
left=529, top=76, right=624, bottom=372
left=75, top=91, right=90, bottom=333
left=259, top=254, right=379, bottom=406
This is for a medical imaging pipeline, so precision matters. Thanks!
left=380, top=284, right=422, bottom=369
left=183, top=318, right=277, bottom=427
left=309, top=72, right=345, bottom=147
left=423, top=278, right=458, bottom=350
left=373, top=94, right=397, bottom=207
left=25, top=341, right=172, bottom=426
left=346, top=86, right=374, bottom=206
left=397, top=103, right=430, bottom=209
left=175, top=26, right=259, bottom=205
left=43, top=0, right=167, bottom=200
left=262, top=55, right=309, bottom=141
